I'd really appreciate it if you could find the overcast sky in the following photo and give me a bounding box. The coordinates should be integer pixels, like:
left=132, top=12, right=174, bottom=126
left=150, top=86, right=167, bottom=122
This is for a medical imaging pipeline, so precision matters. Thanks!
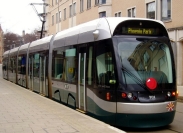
left=0, top=0, right=44, bottom=35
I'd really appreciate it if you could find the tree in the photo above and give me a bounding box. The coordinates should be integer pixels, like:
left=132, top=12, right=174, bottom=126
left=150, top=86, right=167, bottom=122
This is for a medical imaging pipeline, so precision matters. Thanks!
left=3, top=29, right=39, bottom=51
left=3, top=31, right=22, bottom=51
left=23, top=30, right=39, bottom=44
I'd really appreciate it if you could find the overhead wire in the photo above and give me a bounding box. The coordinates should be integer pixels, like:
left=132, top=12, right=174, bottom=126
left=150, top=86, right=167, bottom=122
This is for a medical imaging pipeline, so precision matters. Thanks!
left=3, top=4, right=42, bottom=34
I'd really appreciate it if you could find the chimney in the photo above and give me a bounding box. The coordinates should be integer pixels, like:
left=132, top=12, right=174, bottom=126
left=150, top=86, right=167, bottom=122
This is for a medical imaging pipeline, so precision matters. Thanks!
left=22, top=30, right=25, bottom=36
left=21, top=30, right=25, bottom=45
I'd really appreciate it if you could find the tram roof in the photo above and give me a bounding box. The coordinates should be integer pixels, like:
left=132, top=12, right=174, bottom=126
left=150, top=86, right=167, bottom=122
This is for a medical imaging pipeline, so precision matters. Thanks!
left=53, top=17, right=165, bottom=47
left=29, top=35, right=53, bottom=53
left=17, top=43, right=30, bottom=55
left=9, top=46, right=20, bottom=56
left=3, top=50, right=10, bottom=57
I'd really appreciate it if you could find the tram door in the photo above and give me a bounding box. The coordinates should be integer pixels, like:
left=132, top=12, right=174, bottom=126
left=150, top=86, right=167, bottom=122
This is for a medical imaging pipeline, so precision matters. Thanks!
left=32, top=53, right=46, bottom=95
left=78, top=47, right=86, bottom=111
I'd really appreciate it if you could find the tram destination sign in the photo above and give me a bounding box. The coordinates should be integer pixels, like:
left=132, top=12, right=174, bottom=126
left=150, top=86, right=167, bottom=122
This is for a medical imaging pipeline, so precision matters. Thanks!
left=122, top=27, right=159, bottom=35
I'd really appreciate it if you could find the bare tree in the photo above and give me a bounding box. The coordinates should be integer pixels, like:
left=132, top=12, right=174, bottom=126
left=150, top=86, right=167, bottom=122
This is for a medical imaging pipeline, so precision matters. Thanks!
left=23, top=30, right=39, bottom=44
left=3, top=32, right=22, bottom=51
left=3, top=29, right=39, bottom=51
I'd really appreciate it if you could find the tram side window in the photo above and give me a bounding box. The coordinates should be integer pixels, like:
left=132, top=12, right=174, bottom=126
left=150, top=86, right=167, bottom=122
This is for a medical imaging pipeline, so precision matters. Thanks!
left=33, top=53, right=39, bottom=77
left=18, top=56, right=21, bottom=74
left=87, top=46, right=93, bottom=85
left=8, top=57, right=13, bottom=72
left=52, top=48, right=65, bottom=81
left=2, top=58, right=7, bottom=71
left=21, top=55, right=26, bottom=74
left=65, top=47, right=76, bottom=83
left=18, top=55, right=26, bottom=74
left=95, top=40, right=116, bottom=86
left=10, top=57, right=16, bottom=72
left=13, top=57, right=16, bottom=73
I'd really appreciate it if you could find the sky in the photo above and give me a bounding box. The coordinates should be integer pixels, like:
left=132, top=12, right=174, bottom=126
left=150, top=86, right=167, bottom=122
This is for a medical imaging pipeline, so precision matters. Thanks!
left=0, top=0, right=44, bottom=35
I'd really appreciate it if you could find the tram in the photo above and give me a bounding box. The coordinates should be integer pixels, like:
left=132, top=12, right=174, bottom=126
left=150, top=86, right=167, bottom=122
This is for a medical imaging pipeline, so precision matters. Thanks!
left=2, top=17, right=177, bottom=128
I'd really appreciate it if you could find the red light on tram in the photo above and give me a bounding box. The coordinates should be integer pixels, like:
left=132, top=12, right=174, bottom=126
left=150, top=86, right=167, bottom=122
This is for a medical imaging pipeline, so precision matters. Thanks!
left=172, top=91, right=176, bottom=96
left=146, top=78, right=157, bottom=90
left=122, top=92, right=127, bottom=98
left=106, top=92, right=110, bottom=100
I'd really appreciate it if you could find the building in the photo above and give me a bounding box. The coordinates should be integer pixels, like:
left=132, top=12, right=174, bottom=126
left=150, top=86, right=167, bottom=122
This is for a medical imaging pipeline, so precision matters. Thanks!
left=0, top=24, right=3, bottom=63
left=45, top=0, right=183, bottom=86
left=45, top=0, right=116, bottom=35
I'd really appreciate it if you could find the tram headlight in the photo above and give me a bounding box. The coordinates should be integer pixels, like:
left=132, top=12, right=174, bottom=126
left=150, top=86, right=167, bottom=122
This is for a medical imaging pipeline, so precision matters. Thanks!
left=127, top=93, right=133, bottom=98
left=167, top=91, right=171, bottom=97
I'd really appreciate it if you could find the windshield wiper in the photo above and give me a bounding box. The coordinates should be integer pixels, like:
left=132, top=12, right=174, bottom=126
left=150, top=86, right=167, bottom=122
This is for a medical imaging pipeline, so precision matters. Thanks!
left=122, top=66, right=153, bottom=93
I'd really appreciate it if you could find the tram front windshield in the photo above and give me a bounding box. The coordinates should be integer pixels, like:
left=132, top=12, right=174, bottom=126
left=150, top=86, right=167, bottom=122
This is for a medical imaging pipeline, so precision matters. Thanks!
left=115, top=36, right=173, bottom=90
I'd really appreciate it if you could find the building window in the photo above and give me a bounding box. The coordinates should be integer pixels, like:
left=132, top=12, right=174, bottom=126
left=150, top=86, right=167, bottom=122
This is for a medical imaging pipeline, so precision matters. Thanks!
left=52, top=15, right=54, bottom=25
left=52, top=0, right=54, bottom=6
left=87, top=0, right=91, bottom=9
left=99, top=0, right=106, bottom=4
left=69, top=5, right=72, bottom=17
left=147, top=2, right=155, bottom=19
left=128, top=9, right=131, bottom=17
left=95, top=0, right=99, bottom=5
left=118, top=12, right=121, bottom=17
left=115, top=12, right=121, bottom=17
left=59, top=11, right=62, bottom=21
left=70, top=3, right=76, bottom=17
left=161, top=0, right=171, bottom=21
left=128, top=7, right=136, bottom=17
left=80, top=0, right=84, bottom=12
left=64, top=8, right=66, bottom=20
left=99, top=11, right=106, bottom=18
left=73, top=3, right=76, bottom=15
left=56, top=13, right=59, bottom=23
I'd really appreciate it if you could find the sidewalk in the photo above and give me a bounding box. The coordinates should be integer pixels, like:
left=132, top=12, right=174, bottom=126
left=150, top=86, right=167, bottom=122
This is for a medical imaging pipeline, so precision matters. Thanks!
left=0, top=78, right=125, bottom=133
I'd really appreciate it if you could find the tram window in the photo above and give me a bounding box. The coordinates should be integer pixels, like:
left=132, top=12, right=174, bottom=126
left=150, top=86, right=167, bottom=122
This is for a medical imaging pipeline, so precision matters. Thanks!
left=13, top=57, right=16, bottom=72
left=87, top=46, right=93, bottom=85
left=8, top=57, right=13, bottom=72
left=3, top=59, right=7, bottom=71
left=33, top=53, right=39, bottom=77
left=52, top=48, right=65, bottom=81
left=95, top=40, right=116, bottom=86
left=18, top=56, right=21, bottom=74
left=10, top=57, right=16, bottom=73
left=117, top=37, right=173, bottom=84
left=21, top=56, right=26, bottom=74
left=65, top=47, right=76, bottom=83
left=18, top=55, right=26, bottom=74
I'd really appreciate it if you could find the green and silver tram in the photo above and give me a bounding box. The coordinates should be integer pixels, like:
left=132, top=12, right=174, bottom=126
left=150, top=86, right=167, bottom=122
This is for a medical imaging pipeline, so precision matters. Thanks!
left=2, top=17, right=177, bottom=128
